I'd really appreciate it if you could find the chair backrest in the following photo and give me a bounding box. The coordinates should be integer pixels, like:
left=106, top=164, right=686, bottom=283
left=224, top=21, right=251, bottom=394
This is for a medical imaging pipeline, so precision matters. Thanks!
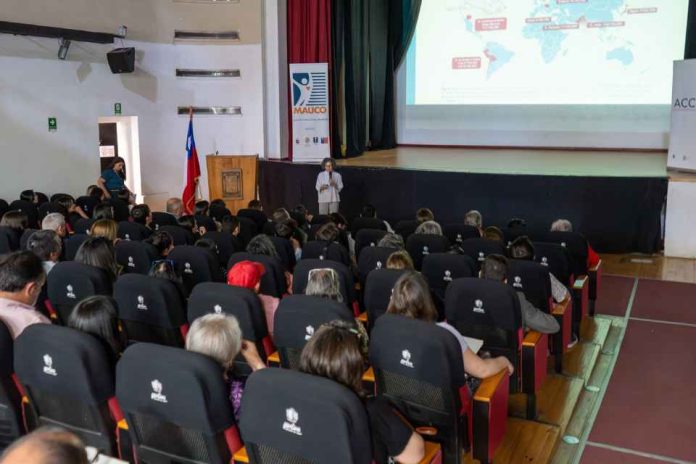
left=114, top=274, right=187, bottom=347
left=302, top=241, right=351, bottom=267
left=457, top=238, right=507, bottom=270
left=351, top=217, right=386, bottom=237
left=293, top=259, right=355, bottom=304
left=268, top=236, right=296, bottom=271
left=8, top=200, right=38, bottom=229
left=117, top=221, right=148, bottom=241
left=532, top=242, right=573, bottom=286
left=72, top=218, right=95, bottom=235
left=237, top=216, right=258, bottom=247
left=405, top=234, right=450, bottom=270
left=443, top=224, right=480, bottom=246
left=422, top=253, right=476, bottom=317
left=151, top=212, right=179, bottom=230
left=0, top=227, right=18, bottom=255
left=63, top=234, right=89, bottom=261
left=541, top=231, right=588, bottom=277
left=169, top=246, right=217, bottom=295
left=115, top=240, right=157, bottom=275
left=237, top=209, right=268, bottom=232
left=0, top=320, right=22, bottom=449
left=273, top=295, right=354, bottom=369
left=116, top=343, right=239, bottom=464
left=394, top=220, right=420, bottom=241
left=354, top=229, right=388, bottom=260
left=507, top=260, right=553, bottom=313
left=47, top=261, right=112, bottom=324
left=228, top=252, right=286, bottom=298
left=356, top=246, right=394, bottom=287
left=14, top=324, right=117, bottom=454
left=369, top=314, right=466, bottom=430
left=239, top=368, right=372, bottom=464
left=364, top=269, right=408, bottom=331
left=19, top=228, right=38, bottom=251
left=195, top=215, right=218, bottom=234
left=159, top=225, right=194, bottom=246
left=203, top=231, right=237, bottom=268
left=75, top=196, right=99, bottom=218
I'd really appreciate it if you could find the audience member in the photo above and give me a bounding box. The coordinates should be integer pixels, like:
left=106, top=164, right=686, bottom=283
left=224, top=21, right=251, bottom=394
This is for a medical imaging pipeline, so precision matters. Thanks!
left=129, top=204, right=154, bottom=238
left=480, top=255, right=559, bottom=334
left=149, top=259, right=187, bottom=302
left=186, top=313, right=265, bottom=422
left=89, top=219, right=118, bottom=243
left=92, top=203, right=114, bottom=220
left=220, top=215, right=244, bottom=251
left=464, top=210, right=483, bottom=236
left=194, top=200, right=210, bottom=217
left=144, top=231, right=174, bottom=258
left=41, top=213, right=67, bottom=238
left=304, top=268, right=343, bottom=302
left=377, top=232, right=405, bottom=250
left=53, top=194, right=88, bottom=228
left=19, top=190, right=37, bottom=204
left=299, top=320, right=425, bottom=464
left=68, top=296, right=125, bottom=367
left=227, top=260, right=278, bottom=336
left=414, top=220, right=442, bottom=236
left=509, top=236, right=569, bottom=303
left=0, top=211, right=28, bottom=250
left=248, top=199, right=264, bottom=211
left=0, top=251, right=49, bottom=339
left=550, top=218, right=600, bottom=268
left=483, top=226, right=504, bottom=242
left=416, top=208, right=434, bottom=223
left=386, top=250, right=415, bottom=270
left=166, top=197, right=184, bottom=219
left=0, top=427, right=89, bottom=464
left=358, top=204, right=394, bottom=232
left=26, top=230, right=61, bottom=275
left=74, top=237, right=119, bottom=284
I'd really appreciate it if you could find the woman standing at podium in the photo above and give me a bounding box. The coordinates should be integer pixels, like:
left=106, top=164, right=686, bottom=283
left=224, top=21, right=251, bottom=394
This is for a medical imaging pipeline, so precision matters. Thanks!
left=315, top=157, right=343, bottom=215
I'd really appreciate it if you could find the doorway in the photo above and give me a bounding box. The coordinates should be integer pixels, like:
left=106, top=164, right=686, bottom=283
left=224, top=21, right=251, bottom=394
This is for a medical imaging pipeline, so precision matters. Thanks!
left=97, top=116, right=142, bottom=203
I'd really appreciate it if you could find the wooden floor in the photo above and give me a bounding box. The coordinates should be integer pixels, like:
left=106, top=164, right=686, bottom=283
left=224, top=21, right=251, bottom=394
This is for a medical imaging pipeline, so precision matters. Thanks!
left=600, top=253, right=696, bottom=284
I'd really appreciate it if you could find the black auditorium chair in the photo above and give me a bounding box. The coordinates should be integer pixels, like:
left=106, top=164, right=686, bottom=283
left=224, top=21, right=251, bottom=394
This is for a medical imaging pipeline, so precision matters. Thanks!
left=394, top=219, right=420, bottom=241
left=0, top=227, right=20, bottom=254
left=0, top=199, right=8, bottom=220
left=8, top=200, right=38, bottom=229
left=273, top=295, right=354, bottom=369
left=0, top=320, right=23, bottom=449
left=116, top=343, right=242, bottom=464
left=195, top=214, right=218, bottom=234
left=457, top=238, right=507, bottom=271
left=370, top=314, right=510, bottom=464
left=268, top=236, right=296, bottom=272
left=19, top=229, right=38, bottom=251
left=350, top=216, right=386, bottom=237
left=405, top=233, right=450, bottom=270
left=302, top=240, right=351, bottom=267
left=187, top=282, right=273, bottom=372
left=354, top=229, right=388, bottom=260
left=63, top=234, right=89, bottom=261
left=203, top=231, right=237, bottom=268
left=37, top=202, right=67, bottom=224
left=115, top=240, right=157, bottom=275
left=292, top=259, right=357, bottom=315
left=237, top=208, right=269, bottom=233
left=363, top=268, right=408, bottom=331
left=237, top=216, right=258, bottom=247
left=75, top=196, right=99, bottom=218
left=228, top=252, right=286, bottom=298
left=117, top=221, right=149, bottom=241
left=421, top=253, right=476, bottom=317
left=443, top=224, right=480, bottom=246
left=237, top=368, right=373, bottom=464
left=169, top=245, right=220, bottom=295
left=445, top=278, right=547, bottom=420
left=14, top=324, right=121, bottom=456
left=47, top=261, right=113, bottom=324
left=159, top=225, right=194, bottom=246
left=72, top=218, right=95, bottom=235
left=114, top=274, right=188, bottom=347
left=151, top=212, right=179, bottom=230
left=356, top=246, right=394, bottom=287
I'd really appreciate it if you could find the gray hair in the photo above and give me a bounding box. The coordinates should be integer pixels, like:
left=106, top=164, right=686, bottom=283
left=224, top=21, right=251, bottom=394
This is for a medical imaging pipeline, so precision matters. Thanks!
left=166, top=198, right=183, bottom=217
left=0, top=426, right=88, bottom=464
left=26, top=230, right=62, bottom=262
left=305, top=268, right=343, bottom=302
left=464, top=210, right=483, bottom=228
left=186, top=313, right=242, bottom=370
left=551, top=219, right=573, bottom=232
left=415, top=220, right=442, bottom=236
left=41, top=213, right=65, bottom=232
left=377, top=233, right=405, bottom=250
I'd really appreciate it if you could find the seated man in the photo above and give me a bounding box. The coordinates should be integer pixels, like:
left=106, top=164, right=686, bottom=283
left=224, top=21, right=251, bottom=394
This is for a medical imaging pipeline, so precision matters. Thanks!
left=0, top=251, right=50, bottom=339
left=509, top=236, right=569, bottom=303
left=129, top=204, right=154, bottom=239
left=26, top=230, right=62, bottom=275
left=166, top=197, right=183, bottom=219
left=481, top=254, right=559, bottom=334
left=41, top=213, right=67, bottom=239
left=465, top=209, right=484, bottom=237
left=356, top=204, right=394, bottom=233
left=550, top=218, right=600, bottom=268
left=0, top=426, right=89, bottom=464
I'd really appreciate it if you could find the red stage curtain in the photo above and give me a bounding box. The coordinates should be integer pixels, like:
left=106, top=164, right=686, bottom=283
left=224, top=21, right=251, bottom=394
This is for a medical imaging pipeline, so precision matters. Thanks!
left=287, top=0, right=333, bottom=161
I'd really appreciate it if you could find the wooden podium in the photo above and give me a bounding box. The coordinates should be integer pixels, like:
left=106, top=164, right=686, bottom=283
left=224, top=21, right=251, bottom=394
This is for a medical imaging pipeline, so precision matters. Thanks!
left=206, top=155, right=258, bottom=214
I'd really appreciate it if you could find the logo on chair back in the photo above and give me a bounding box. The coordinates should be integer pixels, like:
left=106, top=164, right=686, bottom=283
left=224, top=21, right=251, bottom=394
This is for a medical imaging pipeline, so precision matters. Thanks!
left=154, top=224, right=160, bottom=231
left=540, top=257, right=548, bottom=266
left=370, top=242, right=376, bottom=247
left=473, top=299, right=485, bottom=314
left=561, top=242, right=567, bottom=248
left=513, top=276, right=523, bottom=289
left=282, top=408, right=302, bottom=436
left=184, top=262, right=193, bottom=274
left=137, top=295, right=148, bottom=311
left=42, top=354, right=57, bottom=376
left=127, top=256, right=135, bottom=268
left=422, top=246, right=429, bottom=256
left=150, top=380, right=168, bottom=403
left=376, top=260, right=383, bottom=269
left=477, top=252, right=485, bottom=262
left=66, top=285, right=76, bottom=299
left=400, top=349, right=414, bottom=368
left=304, top=325, right=315, bottom=341
left=213, top=304, right=223, bottom=314
left=456, top=233, right=463, bottom=243
left=125, top=234, right=131, bottom=241
left=443, top=270, right=452, bottom=282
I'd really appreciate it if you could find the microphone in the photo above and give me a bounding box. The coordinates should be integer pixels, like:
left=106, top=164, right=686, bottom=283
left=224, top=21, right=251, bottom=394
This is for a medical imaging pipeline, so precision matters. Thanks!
left=329, top=171, right=333, bottom=179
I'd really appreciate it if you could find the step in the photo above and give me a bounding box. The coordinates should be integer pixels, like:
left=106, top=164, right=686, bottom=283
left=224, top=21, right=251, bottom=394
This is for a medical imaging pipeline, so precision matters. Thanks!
left=580, top=316, right=612, bottom=347
left=560, top=342, right=600, bottom=384
left=464, top=418, right=560, bottom=464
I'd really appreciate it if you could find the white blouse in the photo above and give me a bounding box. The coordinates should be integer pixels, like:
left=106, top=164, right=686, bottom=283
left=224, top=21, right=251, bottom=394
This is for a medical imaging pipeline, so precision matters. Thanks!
left=315, top=171, right=343, bottom=203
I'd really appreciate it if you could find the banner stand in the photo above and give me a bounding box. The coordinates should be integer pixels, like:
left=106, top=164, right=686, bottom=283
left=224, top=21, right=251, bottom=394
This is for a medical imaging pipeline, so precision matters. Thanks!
left=290, top=63, right=331, bottom=163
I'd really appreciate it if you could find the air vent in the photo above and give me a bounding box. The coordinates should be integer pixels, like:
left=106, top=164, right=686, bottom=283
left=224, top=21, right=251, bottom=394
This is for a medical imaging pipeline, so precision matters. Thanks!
left=174, top=30, right=239, bottom=41
left=176, top=69, right=241, bottom=78
left=177, top=106, right=242, bottom=115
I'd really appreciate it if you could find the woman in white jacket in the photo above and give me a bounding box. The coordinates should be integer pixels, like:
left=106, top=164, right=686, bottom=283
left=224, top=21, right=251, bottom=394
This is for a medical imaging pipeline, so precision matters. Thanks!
left=315, top=157, right=343, bottom=214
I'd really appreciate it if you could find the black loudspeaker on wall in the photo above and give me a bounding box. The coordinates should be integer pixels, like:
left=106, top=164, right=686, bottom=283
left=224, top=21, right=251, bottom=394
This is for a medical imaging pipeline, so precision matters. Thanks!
left=107, top=47, right=135, bottom=74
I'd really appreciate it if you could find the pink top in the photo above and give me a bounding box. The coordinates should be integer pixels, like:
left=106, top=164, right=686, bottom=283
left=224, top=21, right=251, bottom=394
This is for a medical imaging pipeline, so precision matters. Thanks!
left=258, top=294, right=279, bottom=337
left=0, top=296, right=51, bottom=339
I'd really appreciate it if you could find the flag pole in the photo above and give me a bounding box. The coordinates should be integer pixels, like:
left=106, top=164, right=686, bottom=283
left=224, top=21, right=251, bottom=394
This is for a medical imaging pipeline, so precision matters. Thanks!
left=189, top=106, right=201, bottom=202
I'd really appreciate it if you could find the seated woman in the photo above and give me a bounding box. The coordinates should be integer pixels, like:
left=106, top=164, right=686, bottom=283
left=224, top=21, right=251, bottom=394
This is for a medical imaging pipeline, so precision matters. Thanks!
left=74, top=237, right=120, bottom=285
left=386, top=250, right=414, bottom=270
left=387, top=271, right=514, bottom=379
left=185, top=313, right=265, bottom=422
left=414, top=220, right=442, bottom=236
left=247, top=234, right=292, bottom=292
left=227, top=260, right=279, bottom=336
left=68, top=295, right=126, bottom=368
left=550, top=218, right=600, bottom=268
left=0, top=210, right=29, bottom=250
left=89, top=219, right=118, bottom=244
left=299, top=320, right=425, bottom=464
left=144, top=231, right=174, bottom=258
left=149, top=259, right=187, bottom=302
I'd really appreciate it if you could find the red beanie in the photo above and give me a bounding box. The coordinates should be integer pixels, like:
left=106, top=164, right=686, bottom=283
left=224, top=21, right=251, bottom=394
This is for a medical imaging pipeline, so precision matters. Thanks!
left=227, top=260, right=265, bottom=290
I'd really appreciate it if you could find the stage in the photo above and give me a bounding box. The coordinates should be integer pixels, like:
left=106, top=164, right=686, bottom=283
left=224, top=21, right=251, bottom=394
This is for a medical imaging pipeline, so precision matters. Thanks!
left=259, top=147, right=669, bottom=254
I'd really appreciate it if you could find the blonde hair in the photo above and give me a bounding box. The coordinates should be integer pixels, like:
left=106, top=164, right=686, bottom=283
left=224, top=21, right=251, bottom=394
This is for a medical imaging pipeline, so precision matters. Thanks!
left=186, top=313, right=243, bottom=371
left=305, top=268, right=343, bottom=302
left=89, top=219, right=118, bottom=242
left=386, top=250, right=414, bottom=270
left=551, top=219, right=573, bottom=232
left=415, top=220, right=442, bottom=236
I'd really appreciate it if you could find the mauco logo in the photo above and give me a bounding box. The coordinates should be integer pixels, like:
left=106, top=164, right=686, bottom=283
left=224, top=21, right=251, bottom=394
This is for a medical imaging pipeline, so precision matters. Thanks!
left=125, top=234, right=131, bottom=241
left=477, top=252, right=485, bottom=262
left=137, top=295, right=148, bottom=311
left=674, top=97, right=696, bottom=109
left=282, top=408, right=302, bottom=436
left=291, top=71, right=328, bottom=115
left=42, top=354, right=57, bottom=376
left=213, top=304, right=223, bottom=314
left=422, top=246, right=430, bottom=255
left=150, top=380, right=168, bottom=403
left=370, top=242, right=376, bottom=247
left=66, top=285, right=76, bottom=299
left=127, top=256, right=135, bottom=268
left=443, top=270, right=452, bottom=282
left=400, top=349, right=414, bottom=368
left=376, top=261, right=383, bottom=269
left=184, top=263, right=193, bottom=274
left=540, top=257, right=549, bottom=266
left=473, top=299, right=485, bottom=314
left=513, top=276, right=523, bottom=288
left=304, top=325, right=315, bottom=341
left=456, top=233, right=463, bottom=243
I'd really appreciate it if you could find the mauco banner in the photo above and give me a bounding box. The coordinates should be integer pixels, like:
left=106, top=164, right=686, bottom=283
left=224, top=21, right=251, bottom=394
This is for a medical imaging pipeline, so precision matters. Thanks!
left=290, top=63, right=331, bottom=163
left=668, top=60, right=696, bottom=171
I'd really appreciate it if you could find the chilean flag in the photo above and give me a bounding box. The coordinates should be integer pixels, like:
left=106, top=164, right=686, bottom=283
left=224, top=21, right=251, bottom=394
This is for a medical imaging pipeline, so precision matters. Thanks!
left=182, top=112, right=201, bottom=215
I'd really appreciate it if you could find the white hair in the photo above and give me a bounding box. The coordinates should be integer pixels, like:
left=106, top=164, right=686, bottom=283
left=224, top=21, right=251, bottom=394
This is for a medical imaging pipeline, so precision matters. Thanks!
left=185, top=313, right=242, bottom=370
left=551, top=219, right=573, bottom=232
left=305, top=268, right=343, bottom=302
left=464, top=210, right=482, bottom=228
left=41, top=213, right=65, bottom=232
left=415, top=220, right=442, bottom=236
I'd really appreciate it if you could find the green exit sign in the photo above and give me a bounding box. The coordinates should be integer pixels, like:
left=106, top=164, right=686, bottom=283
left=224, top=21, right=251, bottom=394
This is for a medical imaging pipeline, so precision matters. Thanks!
left=48, top=117, right=57, bottom=132
left=114, top=103, right=122, bottom=115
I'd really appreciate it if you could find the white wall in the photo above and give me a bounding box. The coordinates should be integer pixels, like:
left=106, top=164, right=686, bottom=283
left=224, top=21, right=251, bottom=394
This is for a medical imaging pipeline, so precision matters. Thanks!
left=665, top=181, right=696, bottom=258
left=0, top=34, right=264, bottom=203
left=262, top=0, right=289, bottom=159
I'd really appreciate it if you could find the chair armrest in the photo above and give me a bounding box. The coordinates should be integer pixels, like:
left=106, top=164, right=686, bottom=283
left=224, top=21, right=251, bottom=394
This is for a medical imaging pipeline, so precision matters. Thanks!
left=267, top=351, right=280, bottom=367
left=552, top=296, right=572, bottom=357
left=357, top=311, right=368, bottom=323
left=522, top=331, right=548, bottom=395
left=572, top=276, right=589, bottom=320
left=589, top=259, right=602, bottom=273
left=233, top=446, right=249, bottom=463
left=362, top=367, right=375, bottom=383
left=588, top=259, right=602, bottom=303
left=472, top=369, right=510, bottom=464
